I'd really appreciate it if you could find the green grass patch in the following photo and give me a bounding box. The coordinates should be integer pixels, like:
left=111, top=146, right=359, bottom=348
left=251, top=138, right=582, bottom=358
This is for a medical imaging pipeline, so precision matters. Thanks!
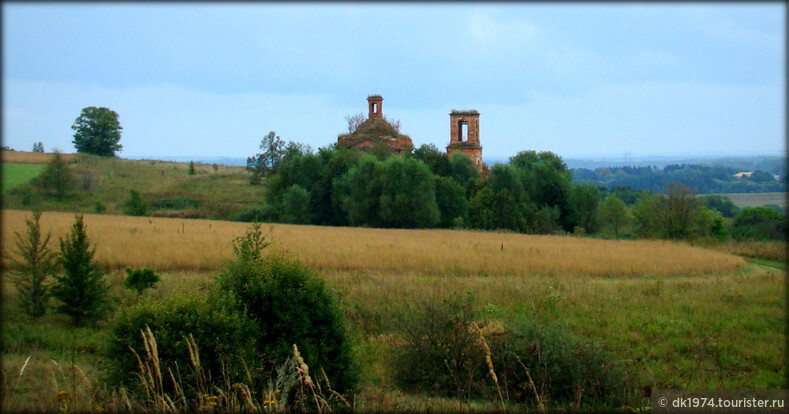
left=1, top=154, right=265, bottom=219
left=2, top=163, right=45, bottom=192
left=2, top=262, right=785, bottom=411
left=745, top=257, right=787, bottom=271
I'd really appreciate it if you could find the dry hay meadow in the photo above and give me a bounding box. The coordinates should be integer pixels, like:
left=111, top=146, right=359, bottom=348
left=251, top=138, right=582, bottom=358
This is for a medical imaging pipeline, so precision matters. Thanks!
left=2, top=209, right=744, bottom=277
left=1, top=208, right=784, bottom=412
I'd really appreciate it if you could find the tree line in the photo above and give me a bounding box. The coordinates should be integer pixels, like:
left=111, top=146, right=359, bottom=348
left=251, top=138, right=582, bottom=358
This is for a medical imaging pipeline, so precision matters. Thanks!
left=571, top=163, right=786, bottom=194
left=244, top=133, right=786, bottom=242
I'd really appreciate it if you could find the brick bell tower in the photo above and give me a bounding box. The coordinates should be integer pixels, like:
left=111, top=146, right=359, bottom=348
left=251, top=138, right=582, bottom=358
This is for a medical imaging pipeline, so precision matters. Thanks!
left=367, top=95, right=383, bottom=119
left=447, top=110, right=483, bottom=171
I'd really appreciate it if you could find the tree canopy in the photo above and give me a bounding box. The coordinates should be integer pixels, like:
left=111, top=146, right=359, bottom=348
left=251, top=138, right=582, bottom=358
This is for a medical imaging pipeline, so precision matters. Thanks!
left=71, top=106, right=123, bottom=156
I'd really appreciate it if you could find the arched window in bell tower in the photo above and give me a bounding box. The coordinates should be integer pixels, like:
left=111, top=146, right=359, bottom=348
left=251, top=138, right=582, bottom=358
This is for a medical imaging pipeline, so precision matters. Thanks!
left=458, top=120, right=468, bottom=142
left=367, top=95, right=383, bottom=119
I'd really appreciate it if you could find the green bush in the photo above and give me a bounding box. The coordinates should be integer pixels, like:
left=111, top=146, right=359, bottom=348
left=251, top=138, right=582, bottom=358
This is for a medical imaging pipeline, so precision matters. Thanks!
left=280, top=184, right=311, bottom=224
left=123, top=267, right=160, bottom=295
left=216, top=251, right=358, bottom=394
left=495, top=320, right=631, bottom=411
left=393, top=294, right=488, bottom=401
left=229, top=204, right=278, bottom=222
left=94, top=199, right=106, bottom=214
left=393, top=294, right=632, bottom=410
left=731, top=207, right=787, bottom=241
left=103, top=293, right=258, bottom=394
left=123, top=190, right=148, bottom=216
left=36, top=151, right=74, bottom=198
left=150, top=197, right=202, bottom=210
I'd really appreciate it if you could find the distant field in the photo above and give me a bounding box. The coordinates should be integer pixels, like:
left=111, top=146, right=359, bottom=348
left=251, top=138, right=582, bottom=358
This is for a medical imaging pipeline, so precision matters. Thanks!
left=723, top=192, right=786, bottom=209
left=1, top=150, right=75, bottom=164
left=1, top=209, right=744, bottom=277
left=1, top=163, right=46, bottom=192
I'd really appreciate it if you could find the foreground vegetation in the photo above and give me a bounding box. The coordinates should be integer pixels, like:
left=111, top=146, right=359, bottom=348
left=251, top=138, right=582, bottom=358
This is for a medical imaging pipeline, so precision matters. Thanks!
left=2, top=210, right=785, bottom=412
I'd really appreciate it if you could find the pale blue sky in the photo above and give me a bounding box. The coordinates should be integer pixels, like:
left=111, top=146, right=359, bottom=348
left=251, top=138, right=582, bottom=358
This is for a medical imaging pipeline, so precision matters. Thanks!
left=2, top=2, right=785, bottom=159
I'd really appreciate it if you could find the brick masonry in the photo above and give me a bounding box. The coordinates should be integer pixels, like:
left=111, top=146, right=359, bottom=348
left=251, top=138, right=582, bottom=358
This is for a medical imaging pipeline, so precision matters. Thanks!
left=447, top=110, right=483, bottom=171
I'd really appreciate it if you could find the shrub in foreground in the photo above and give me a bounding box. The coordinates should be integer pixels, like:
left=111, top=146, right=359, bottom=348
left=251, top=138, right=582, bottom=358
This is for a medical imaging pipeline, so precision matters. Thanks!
left=103, top=293, right=257, bottom=394
left=393, top=294, right=632, bottom=410
left=123, top=267, right=160, bottom=295
left=217, top=251, right=358, bottom=394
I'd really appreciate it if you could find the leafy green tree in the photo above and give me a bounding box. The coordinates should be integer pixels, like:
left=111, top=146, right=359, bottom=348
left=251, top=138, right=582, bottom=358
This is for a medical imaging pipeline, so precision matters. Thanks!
left=32, top=142, right=44, bottom=153
left=665, top=183, right=698, bottom=239
left=378, top=157, right=440, bottom=228
left=570, top=182, right=601, bottom=233
left=8, top=212, right=58, bottom=319
left=313, top=146, right=360, bottom=226
left=697, top=194, right=739, bottom=218
left=632, top=184, right=713, bottom=240
left=599, top=195, right=628, bottom=238
left=280, top=184, right=311, bottom=224
left=467, top=186, right=497, bottom=230
left=38, top=151, right=74, bottom=198
left=487, top=164, right=529, bottom=232
left=123, top=190, right=148, bottom=216
left=123, top=267, right=160, bottom=295
left=531, top=206, right=561, bottom=234
left=632, top=192, right=666, bottom=238
left=510, top=150, right=573, bottom=231
left=731, top=207, right=787, bottom=240
left=335, top=155, right=383, bottom=227
left=188, top=160, right=196, bottom=175
left=412, top=143, right=452, bottom=177
left=434, top=176, right=468, bottom=228
left=247, top=131, right=285, bottom=184
left=449, top=152, right=481, bottom=188
left=52, top=215, right=110, bottom=326
left=71, top=106, right=123, bottom=156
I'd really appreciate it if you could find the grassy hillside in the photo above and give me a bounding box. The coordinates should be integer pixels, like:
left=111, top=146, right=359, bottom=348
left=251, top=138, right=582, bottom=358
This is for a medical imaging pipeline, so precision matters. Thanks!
left=2, top=163, right=46, bottom=192
left=1, top=150, right=265, bottom=219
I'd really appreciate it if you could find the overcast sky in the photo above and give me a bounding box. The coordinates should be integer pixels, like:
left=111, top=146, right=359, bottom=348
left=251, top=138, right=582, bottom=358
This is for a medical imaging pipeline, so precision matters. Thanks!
left=2, top=3, right=785, bottom=159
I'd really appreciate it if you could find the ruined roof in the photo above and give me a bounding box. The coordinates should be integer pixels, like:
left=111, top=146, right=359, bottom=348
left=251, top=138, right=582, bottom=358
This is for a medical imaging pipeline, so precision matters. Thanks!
left=450, top=110, right=479, bottom=115
left=353, top=117, right=399, bottom=138
left=367, top=94, right=383, bottom=100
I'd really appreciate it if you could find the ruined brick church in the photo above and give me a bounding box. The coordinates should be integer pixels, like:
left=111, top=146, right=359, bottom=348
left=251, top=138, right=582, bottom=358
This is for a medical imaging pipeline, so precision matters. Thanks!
left=338, top=95, right=484, bottom=172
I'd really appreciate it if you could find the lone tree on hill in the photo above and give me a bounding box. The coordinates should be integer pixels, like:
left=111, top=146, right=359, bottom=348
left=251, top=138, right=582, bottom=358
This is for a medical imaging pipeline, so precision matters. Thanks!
left=71, top=106, right=123, bottom=156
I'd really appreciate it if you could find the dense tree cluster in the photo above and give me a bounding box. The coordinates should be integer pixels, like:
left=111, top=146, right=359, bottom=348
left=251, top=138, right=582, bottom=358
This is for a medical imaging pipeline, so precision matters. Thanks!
left=252, top=141, right=786, bottom=242
left=260, top=144, right=587, bottom=234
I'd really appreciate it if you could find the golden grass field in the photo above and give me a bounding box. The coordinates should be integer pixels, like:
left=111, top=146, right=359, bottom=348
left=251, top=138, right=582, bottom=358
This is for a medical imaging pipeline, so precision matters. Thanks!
left=1, top=208, right=784, bottom=412
left=2, top=209, right=744, bottom=277
left=1, top=150, right=76, bottom=164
